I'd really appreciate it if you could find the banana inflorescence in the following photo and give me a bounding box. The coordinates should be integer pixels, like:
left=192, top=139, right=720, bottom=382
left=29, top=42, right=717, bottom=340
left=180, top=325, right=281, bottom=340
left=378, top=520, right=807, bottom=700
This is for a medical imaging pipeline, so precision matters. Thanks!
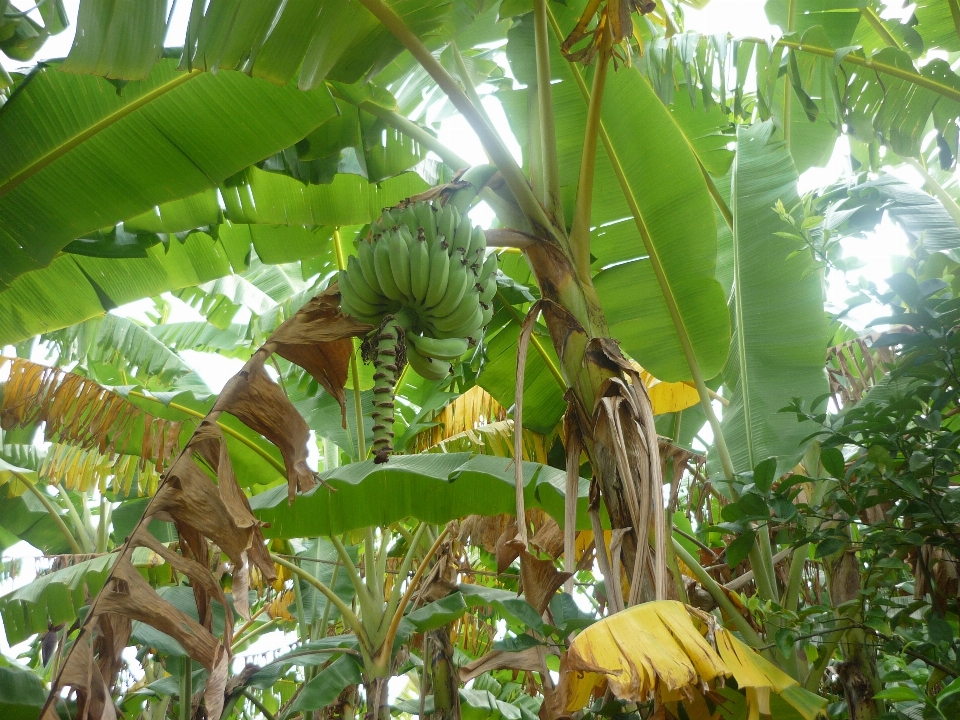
left=339, top=200, right=498, bottom=463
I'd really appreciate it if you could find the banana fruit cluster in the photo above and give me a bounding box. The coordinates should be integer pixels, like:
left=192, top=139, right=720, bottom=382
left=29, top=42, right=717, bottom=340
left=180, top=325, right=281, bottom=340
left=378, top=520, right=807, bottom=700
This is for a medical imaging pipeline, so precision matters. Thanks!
left=339, top=200, right=497, bottom=381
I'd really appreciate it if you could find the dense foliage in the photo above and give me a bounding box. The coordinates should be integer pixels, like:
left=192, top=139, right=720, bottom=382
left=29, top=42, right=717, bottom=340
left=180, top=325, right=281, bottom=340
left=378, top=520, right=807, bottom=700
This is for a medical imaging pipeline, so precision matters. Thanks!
left=1, top=1, right=960, bottom=720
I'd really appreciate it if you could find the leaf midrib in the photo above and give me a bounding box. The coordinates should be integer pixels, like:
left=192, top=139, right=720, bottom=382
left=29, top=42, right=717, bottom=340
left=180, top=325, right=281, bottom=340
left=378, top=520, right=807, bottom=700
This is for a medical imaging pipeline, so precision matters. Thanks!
left=0, top=67, right=203, bottom=199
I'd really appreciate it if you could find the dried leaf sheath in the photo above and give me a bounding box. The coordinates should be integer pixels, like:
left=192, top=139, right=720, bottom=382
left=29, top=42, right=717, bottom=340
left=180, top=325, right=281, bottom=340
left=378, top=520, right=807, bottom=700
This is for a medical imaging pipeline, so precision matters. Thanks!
left=39, top=285, right=368, bottom=720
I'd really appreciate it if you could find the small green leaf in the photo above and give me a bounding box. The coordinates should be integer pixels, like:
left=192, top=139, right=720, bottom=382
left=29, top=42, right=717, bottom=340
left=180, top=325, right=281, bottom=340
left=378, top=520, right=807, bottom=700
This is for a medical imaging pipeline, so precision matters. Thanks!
left=753, top=457, right=778, bottom=493
left=873, top=686, right=922, bottom=702
left=814, top=537, right=847, bottom=559
left=726, top=529, right=757, bottom=568
left=820, top=447, right=845, bottom=479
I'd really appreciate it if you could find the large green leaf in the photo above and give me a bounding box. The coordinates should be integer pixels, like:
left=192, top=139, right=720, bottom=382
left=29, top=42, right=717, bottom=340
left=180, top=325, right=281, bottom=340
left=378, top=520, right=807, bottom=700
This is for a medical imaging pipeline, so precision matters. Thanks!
left=250, top=452, right=592, bottom=538
left=593, top=67, right=731, bottom=382
left=182, top=0, right=452, bottom=89
left=765, top=0, right=865, bottom=49
left=720, top=121, right=829, bottom=473
left=62, top=0, right=166, bottom=80
left=502, top=12, right=730, bottom=383
left=0, top=554, right=115, bottom=645
left=0, top=58, right=336, bottom=288
left=0, top=663, right=47, bottom=720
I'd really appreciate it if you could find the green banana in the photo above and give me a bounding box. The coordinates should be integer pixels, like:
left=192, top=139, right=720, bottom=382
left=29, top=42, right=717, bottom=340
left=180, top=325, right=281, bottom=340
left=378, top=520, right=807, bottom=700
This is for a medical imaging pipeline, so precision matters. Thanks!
left=358, top=239, right=382, bottom=295
left=375, top=232, right=404, bottom=301
left=410, top=235, right=430, bottom=304
left=427, top=259, right=469, bottom=317
left=480, top=302, right=494, bottom=328
left=465, top=225, right=485, bottom=265
left=478, top=252, right=498, bottom=284
left=408, top=334, right=469, bottom=361
left=339, top=271, right=387, bottom=317
left=339, top=288, right=382, bottom=325
left=379, top=209, right=397, bottom=231
left=437, top=205, right=457, bottom=251
left=428, top=295, right=483, bottom=335
left=400, top=204, right=418, bottom=232
left=479, top=277, right=496, bottom=304
left=423, top=239, right=451, bottom=308
left=389, top=228, right=413, bottom=300
left=415, top=201, right=437, bottom=246
left=405, top=343, right=451, bottom=381
left=449, top=214, right=472, bottom=257
left=347, top=255, right=383, bottom=306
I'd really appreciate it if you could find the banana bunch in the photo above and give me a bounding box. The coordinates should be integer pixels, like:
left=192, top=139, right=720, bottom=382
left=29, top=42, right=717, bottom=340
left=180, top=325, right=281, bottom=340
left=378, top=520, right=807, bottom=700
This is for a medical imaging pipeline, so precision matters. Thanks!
left=339, top=200, right=498, bottom=379
left=338, top=200, right=499, bottom=463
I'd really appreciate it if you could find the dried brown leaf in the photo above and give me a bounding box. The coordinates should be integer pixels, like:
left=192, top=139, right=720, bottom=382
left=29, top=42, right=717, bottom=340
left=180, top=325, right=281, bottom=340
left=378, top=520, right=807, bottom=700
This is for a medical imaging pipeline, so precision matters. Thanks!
left=520, top=550, right=572, bottom=615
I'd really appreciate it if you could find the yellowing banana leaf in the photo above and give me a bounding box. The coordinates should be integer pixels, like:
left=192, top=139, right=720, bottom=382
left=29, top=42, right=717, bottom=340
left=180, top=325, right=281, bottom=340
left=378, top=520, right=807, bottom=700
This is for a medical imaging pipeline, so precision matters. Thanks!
left=564, top=601, right=826, bottom=720
left=637, top=368, right=701, bottom=415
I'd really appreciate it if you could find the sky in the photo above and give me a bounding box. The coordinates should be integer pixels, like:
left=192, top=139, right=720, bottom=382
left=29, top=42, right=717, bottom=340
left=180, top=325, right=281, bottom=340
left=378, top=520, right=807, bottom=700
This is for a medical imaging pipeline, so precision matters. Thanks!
left=0, top=0, right=916, bottom=671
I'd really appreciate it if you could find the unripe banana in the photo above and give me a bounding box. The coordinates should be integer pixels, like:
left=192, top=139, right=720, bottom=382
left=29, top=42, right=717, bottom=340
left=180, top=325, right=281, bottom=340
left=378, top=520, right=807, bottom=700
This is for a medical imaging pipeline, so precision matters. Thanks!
left=479, top=277, right=496, bottom=305
left=423, top=239, right=450, bottom=308
left=347, top=255, right=383, bottom=306
left=449, top=215, right=472, bottom=257
left=388, top=207, right=403, bottom=226
left=408, top=334, right=469, bottom=361
left=428, top=288, right=481, bottom=333
left=375, top=232, right=404, bottom=301
left=339, top=287, right=382, bottom=325
left=428, top=259, right=469, bottom=317
left=480, top=302, right=494, bottom=327
left=379, top=209, right=397, bottom=232
left=478, top=252, right=498, bottom=284
left=339, top=271, right=387, bottom=318
left=437, top=206, right=457, bottom=251
left=400, top=205, right=418, bottom=232
left=358, top=240, right=383, bottom=296
left=410, top=235, right=430, bottom=304
left=466, top=225, right=485, bottom=262
left=405, top=343, right=451, bottom=381
left=415, top=202, right=437, bottom=246
left=428, top=298, right=483, bottom=336
left=389, top=229, right=413, bottom=300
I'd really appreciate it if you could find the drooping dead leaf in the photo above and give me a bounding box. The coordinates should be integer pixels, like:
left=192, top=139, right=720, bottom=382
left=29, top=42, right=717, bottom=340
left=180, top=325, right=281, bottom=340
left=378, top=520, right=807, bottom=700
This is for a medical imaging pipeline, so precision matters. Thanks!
left=214, top=349, right=316, bottom=503
left=266, top=285, right=370, bottom=425
left=531, top=518, right=565, bottom=559
left=561, top=0, right=657, bottom=64
left=40, top=283, right=362, bottom=720
left=520, top=550, right=573, bottom=615
left=495, top=517, right=525, bottom=574
left=564, top=601, right=826, bottom=720
left=0, top=357, right=182, bottom=486
left=460, top=647, right=546, bottom=683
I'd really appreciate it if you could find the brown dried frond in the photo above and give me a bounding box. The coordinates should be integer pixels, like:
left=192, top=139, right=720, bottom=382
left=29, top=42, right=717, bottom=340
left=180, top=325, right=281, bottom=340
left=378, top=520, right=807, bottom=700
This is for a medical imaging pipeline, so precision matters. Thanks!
left=561, top=0, right=657, bottom=64
left=826, top=332, right=892, bottom=409
left=39, top=284, right=367, bottom=720
left=0, top=357, right=182, bottom=475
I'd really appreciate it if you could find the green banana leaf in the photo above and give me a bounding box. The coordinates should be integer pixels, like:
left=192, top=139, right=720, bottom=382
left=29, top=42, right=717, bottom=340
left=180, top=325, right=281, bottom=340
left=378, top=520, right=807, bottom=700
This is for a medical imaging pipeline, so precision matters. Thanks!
left=0, top=554, right=115, bottom=645
left=0, top=663, right=47, bottom=720
left=502, top=10, right=730, bottom=383
left=0, top=59, right=337, bottom=289
left=61, top=0, right=166, bottom=80
left=249, top=452, right=592, bottom=539
left=719, top=121, right=830, bottom=474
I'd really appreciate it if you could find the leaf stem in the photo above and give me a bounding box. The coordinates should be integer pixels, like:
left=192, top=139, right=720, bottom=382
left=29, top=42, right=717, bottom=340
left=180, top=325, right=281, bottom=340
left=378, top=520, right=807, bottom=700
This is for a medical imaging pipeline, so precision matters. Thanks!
left=12, top=470, right=83, bottom=555
left=56, top=482, right=95, bottom=553
left=333, top=91, right=469, bottom=170
left=377, top=524, right=449, bottom=666
left=271, top=553, right=371, bottom=655
left=533, top=0, right=564, bottom=224
left=241, top=690, right=278, bottom=720
left=859, top=6, right=902, bottom=50
left=333, top=228, right=367, bottom=461
left=569, top=40, right=610, bottom=282
left=354, top=0, right=560, bottom=241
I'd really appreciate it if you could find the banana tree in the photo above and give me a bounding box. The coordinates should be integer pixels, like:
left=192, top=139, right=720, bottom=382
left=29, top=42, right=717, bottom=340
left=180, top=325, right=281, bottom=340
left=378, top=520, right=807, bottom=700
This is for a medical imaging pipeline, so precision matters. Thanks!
left=6, top=0, right=960, bottom=719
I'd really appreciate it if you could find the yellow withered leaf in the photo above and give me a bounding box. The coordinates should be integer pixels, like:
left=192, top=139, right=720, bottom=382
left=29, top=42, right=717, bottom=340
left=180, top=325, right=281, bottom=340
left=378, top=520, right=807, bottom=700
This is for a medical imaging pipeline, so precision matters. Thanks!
left=565, top=601, right=826, bottom=720
left=634, top=365, right=700, bottom=415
